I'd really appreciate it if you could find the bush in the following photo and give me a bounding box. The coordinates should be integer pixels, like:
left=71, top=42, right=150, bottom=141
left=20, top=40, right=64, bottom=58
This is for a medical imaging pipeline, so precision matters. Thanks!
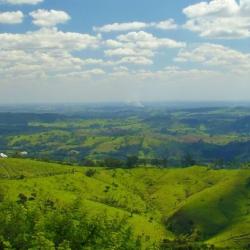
left=85, top=169, right=96, bottom=177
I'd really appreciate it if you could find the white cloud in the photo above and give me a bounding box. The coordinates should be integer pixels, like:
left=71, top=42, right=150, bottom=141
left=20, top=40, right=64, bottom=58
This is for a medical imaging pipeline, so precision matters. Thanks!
left=0, top=28, right=103, bottom=80
left=116, top=56, right=153, bottom=65
left=104, top=48, right=154, bottom=57
left=104, top=31, right=185, bottom=66
left=175, top=43, right=250, bottom=74
left=0, top=28, right=99, bottom=51
left=183, top=0, right=250, bottom=39
left=30, top=9, right=70, bottom=27
left=0, top=0, right=43, bottom=4
left=183, top=0, right=239, bottom=18
left=94, top=19, right=178, bottom=33
left=116, top=31, right=185, bottom=49
left=0, top=11, right=23, bottom=24
left=0, top=48, right=108, bottom=80
left=154, top=19, right=178, bottom=30
left=94, top=22, right=148, bottom=33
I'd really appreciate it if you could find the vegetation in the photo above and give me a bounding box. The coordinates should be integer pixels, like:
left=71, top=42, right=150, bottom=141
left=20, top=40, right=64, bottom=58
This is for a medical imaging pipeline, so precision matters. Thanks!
left=0, top=105, right=250, bottom=249
left=0, top=158, right=249, bottom=249
left=1, top=106, right=250, bottom=167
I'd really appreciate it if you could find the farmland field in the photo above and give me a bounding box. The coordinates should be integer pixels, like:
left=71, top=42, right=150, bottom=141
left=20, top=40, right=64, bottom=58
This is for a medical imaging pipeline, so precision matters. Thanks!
left=1, top=104, right=250, bottom=167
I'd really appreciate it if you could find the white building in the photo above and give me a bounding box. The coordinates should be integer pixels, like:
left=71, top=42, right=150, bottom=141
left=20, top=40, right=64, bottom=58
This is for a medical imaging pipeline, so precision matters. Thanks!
left=20, top=151, right=28, bottom=156
left=0, top=153, right=8, bottom=158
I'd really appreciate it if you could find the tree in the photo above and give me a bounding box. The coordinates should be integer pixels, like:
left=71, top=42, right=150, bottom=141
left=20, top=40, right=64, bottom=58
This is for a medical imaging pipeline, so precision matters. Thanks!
left=103, top=158, right=124, bottom=168
left=151, top=158, right=162, bottom=167
left=58, top=240, right=71, bottom=250
left=162, top=158, right=169, bottom=168
left=30, top=233, right=55, bottom=250
left=126, top=156, right=139, bottom=168
left=82, top=159, right=96, bottom=167
left=182, top=153, right=196, bottom=167
left=210, top=158, right=225, bottom=170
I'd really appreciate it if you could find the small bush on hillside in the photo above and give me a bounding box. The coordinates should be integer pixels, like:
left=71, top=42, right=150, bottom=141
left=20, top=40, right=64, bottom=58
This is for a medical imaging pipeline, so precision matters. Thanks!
left=17, top=193, right=28, bottom=204
left=85, top=169, right=96, bottom=177
left=104, top=185, right=110, bottom=193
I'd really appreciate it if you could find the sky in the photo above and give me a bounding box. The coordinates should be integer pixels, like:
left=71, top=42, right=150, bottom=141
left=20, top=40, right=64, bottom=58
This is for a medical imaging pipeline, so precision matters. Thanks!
left=0, top=0, right=250, bottom=103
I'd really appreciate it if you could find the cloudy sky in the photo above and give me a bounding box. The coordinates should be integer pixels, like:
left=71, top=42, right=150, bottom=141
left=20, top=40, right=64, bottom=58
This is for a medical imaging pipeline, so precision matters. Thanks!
left=0, top=0, right=249, bottom=103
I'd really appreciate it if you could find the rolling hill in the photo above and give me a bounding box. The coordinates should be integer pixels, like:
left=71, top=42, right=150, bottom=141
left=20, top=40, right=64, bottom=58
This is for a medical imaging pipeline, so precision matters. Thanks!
left=0, top=158, right=249, bottom=249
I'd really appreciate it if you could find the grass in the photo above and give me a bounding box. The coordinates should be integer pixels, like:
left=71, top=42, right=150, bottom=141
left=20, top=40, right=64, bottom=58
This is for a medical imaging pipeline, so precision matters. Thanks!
left=0, top=158, right=249, bottom=249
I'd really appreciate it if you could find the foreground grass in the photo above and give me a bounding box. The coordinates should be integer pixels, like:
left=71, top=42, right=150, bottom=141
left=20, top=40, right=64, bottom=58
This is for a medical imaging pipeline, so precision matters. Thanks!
left=0, top=158, right=249, bottom=249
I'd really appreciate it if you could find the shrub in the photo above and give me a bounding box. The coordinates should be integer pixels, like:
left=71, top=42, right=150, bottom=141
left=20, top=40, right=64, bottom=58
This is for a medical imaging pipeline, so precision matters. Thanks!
left=85, top=169, right=96, bottom=177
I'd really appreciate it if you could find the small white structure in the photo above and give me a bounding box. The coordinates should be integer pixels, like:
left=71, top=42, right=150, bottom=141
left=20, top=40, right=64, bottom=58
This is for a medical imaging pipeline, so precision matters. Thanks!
left=0, top=153, right=8, bottom=158
left=20, top=151, right=28, bottom=156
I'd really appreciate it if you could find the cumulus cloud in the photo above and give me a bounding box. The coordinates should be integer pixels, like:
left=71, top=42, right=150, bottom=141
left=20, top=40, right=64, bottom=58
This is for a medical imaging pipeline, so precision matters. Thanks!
left=0, top=28, right=103, bottom=80
left=183, top=0, right=250, bottom=39
left=116, top=31, right=185, bottom=49
left=30, top=9, right=71, bottom=27
left=104, top=31, right=185, bottom=65
left=105, top=48, right=154, bottom=58
left=154, top=19, right=178, bottom=30
left=0, top=28, right=99, bottom=51
left=0, top=0, right=43, bottom=4
left=116, top=56, right=153, bottom=65
left=1, top=1, right=249, bottom=91
left=175, top=43, right=250, bottom=73
left=94, top=19, right=177, bottom=32
left=94, top=22, right=148, bottom=33
left=0, top=11, right=23, bottom=24
left=0, top=48, right=107, bottom=80
left=183, top=0, right=239, bottom=18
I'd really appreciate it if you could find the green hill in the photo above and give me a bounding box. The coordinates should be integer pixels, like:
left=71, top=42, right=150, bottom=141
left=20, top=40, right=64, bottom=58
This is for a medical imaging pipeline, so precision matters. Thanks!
left=0, top=158, right=249, bottom=249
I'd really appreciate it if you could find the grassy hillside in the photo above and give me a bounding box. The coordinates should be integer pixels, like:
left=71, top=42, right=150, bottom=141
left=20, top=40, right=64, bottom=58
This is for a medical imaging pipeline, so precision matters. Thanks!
left=0, top=158, right=249, bottom=249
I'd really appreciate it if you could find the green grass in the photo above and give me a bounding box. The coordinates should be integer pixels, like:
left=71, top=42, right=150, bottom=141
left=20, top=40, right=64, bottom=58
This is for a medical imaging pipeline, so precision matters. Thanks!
left=0, top=158, right=249, bottom=249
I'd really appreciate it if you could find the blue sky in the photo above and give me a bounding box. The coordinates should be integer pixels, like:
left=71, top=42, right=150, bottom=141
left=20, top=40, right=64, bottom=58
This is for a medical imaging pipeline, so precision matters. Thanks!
left=1, top=1, right=193, bottom=29
left=0, top=0, right=250, bottom=103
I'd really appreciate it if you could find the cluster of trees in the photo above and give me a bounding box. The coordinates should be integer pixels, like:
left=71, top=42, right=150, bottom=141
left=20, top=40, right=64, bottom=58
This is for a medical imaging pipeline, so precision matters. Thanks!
left=82, top=156, right=140, bottom=169
left=82, top=154, right=197, bottom=168
left=0, top=194, right=143, bottom=250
